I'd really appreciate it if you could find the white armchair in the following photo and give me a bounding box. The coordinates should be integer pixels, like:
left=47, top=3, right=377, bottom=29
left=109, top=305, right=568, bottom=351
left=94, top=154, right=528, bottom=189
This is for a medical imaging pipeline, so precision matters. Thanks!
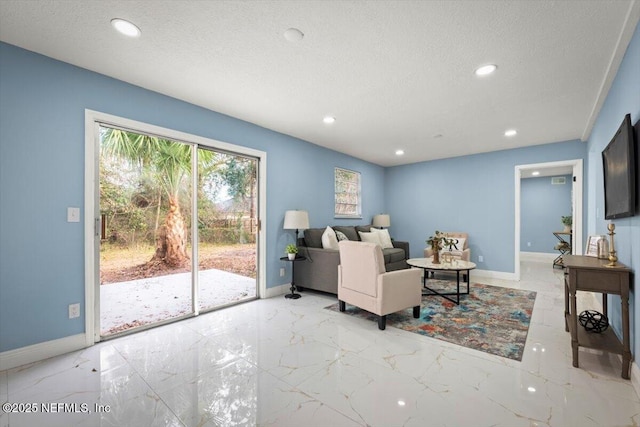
left=338, top=241, right=422, bottom=330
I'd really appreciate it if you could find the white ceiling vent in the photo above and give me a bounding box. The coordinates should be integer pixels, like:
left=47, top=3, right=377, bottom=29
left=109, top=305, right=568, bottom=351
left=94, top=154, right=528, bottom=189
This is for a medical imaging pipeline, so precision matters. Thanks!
left=551, top=177, right=567, bottom=185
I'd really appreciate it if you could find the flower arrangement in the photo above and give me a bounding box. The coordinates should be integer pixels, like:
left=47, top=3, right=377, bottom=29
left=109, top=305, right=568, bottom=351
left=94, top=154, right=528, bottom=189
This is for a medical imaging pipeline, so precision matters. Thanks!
left=426, top=231, right=460, bottom=264
left=426, top=231, right=458, bottom=251
left=561, top=216, right=572, bottom=226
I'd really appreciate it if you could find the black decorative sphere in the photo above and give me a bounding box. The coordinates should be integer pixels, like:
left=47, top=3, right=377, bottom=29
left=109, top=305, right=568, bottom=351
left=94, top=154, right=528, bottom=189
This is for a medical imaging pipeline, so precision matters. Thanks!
left=578, top=310, right=609, bottom=333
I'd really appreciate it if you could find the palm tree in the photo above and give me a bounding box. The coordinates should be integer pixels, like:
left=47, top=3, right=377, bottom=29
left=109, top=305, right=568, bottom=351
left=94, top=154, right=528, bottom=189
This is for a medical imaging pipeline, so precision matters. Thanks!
left=101, top=128, right=214, bottom=268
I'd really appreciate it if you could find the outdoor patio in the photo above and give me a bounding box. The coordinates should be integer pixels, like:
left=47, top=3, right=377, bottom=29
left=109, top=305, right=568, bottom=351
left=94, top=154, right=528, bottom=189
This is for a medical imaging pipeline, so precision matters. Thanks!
left=100, top=268, right=256, bottom=335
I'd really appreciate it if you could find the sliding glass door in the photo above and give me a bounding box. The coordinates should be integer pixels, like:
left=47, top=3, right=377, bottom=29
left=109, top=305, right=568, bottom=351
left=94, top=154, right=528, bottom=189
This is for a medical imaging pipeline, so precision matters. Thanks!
left=97, top=126, right=258, bottom=338
left=196, top=148, right=258, bottom=312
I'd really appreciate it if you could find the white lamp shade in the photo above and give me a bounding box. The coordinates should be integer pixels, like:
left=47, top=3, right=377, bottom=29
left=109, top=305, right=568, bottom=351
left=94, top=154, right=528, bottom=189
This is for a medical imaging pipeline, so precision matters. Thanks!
left=372, top=214, right=390, bottom=228
left=284, top=210, right=309, bottom=230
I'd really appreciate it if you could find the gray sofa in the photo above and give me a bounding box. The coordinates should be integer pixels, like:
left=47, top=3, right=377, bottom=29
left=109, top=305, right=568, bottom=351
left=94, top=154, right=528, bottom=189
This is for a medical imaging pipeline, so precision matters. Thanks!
left=293, top=225, right=410, bottom=294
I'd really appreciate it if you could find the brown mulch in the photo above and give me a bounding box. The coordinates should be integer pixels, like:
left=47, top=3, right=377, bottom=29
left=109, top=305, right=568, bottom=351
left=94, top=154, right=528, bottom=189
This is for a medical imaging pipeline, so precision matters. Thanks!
left=199, top=247, right=256, bottom=279
left=106, top=320, right=149, bottom=335
left=101, top=246, right=257, bottom=285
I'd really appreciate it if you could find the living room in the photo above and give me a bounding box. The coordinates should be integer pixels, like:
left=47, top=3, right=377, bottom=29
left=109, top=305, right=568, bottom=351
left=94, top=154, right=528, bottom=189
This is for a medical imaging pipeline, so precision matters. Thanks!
left=1, top=1, right=639, bottom=425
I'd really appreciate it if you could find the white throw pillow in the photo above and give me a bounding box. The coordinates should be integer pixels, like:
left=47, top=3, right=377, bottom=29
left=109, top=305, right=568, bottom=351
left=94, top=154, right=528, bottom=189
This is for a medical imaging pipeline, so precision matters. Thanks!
left=321, top=226, right=339, bottom=250
left=335, top=230, right=349, bottom=241
left=371, top=228, right=394, bottom=249
left=358, top=231, right=382, bottom=246
left=448, top=237, right=465, bottom=251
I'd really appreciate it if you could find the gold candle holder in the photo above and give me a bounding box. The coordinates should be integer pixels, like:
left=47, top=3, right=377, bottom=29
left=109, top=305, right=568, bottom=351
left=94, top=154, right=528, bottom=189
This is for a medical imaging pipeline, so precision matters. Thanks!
left=606, top=223, right=618, bottom=267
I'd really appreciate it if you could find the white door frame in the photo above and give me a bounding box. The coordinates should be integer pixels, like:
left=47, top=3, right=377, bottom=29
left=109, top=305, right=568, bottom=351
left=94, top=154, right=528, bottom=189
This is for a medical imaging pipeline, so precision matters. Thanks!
left=514, top=159, right=583, bottom=280
left=84, top=109, right=267, bottom=344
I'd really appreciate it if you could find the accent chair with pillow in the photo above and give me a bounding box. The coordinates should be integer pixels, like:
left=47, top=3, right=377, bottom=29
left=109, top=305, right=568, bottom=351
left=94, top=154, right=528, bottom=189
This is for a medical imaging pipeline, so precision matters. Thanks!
left=338, top=241, right=421, bottom=330
left=294, top=225, right=410, bottom=294
left=424, top=232, right=470, bottom=261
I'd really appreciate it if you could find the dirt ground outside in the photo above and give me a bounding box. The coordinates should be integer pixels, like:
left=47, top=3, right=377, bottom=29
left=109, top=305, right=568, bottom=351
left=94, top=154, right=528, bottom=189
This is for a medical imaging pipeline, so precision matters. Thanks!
left=100, top=243, right=256, bottom=284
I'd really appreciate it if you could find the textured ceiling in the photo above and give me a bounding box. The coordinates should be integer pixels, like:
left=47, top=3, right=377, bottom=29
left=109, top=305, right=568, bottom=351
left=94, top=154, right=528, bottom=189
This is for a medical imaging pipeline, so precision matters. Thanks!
left=1, top=0, right=638, bottom=166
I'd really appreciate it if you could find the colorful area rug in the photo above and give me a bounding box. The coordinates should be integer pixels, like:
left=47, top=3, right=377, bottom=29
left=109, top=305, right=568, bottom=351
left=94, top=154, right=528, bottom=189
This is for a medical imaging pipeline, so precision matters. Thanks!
left=325, top=282, right=536, bottom=361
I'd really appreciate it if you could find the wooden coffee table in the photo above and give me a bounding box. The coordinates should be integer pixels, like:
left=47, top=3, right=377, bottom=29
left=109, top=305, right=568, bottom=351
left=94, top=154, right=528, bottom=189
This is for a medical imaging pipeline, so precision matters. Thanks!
left=407, top=257, right=477, bottom=305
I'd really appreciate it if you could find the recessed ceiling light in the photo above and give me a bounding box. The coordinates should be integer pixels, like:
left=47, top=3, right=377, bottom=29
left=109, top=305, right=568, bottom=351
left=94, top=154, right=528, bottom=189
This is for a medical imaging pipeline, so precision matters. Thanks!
left=475, top=64, right=497, bottom=76
left=395, top=150, right=405, bottom=156
left=504, top=129, right=517, bottom=137
left=532, top=171, right=540, bottom=176
left=284, top=28, right=304, bottom=42
left=323, top=116, right=336, bottom=124
left=111, top=18, right=141, bottom=38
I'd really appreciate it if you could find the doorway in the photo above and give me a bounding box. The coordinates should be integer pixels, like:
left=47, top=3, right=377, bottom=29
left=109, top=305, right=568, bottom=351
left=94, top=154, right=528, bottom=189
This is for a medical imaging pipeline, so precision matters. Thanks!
left=85, top=110, right=266, bottom=342
left=514, top=159, right=583, bottom=281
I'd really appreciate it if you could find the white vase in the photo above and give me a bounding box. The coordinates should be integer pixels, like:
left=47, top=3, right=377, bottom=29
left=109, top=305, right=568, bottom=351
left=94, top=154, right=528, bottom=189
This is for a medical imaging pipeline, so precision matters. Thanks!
left=563, top=225, right=571, bottom=233
left=288, top=253, right=296, bottom=260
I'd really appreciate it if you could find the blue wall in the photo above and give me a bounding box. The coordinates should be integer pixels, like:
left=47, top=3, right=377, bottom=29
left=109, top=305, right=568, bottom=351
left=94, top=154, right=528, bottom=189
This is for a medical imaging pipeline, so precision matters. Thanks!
left=521, top=175, right=573, bottom=253
left=0, top=42, right=386, bottom=352
left=385, top=142, right=586, bottom=273
left=585, top=21, right=640, bottom=356
left=1, top=18, right=638, bottom=357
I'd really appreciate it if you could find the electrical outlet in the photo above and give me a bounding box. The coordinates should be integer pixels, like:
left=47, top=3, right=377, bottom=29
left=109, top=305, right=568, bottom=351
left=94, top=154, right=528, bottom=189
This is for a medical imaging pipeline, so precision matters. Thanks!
left=280, top=268, right=285, bottom=277
left=67, top=207, right=80, bottom=223
left=478, top=255, right=484, bottom=263
left=69, top=303, right=80, bottom=319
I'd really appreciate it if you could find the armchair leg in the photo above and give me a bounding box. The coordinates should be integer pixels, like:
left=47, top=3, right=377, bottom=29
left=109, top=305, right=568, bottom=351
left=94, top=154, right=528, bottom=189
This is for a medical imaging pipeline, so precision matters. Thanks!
left=413, top=306, right=420, bottom=318
left=339, top=300, right=345, bottom=312
left=378, top=315, right=387, bottom=330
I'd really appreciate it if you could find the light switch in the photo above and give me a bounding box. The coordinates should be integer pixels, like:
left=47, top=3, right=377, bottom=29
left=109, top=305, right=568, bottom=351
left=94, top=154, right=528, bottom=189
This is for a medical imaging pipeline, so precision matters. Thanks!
left=67, top=207, right=80, bottom=223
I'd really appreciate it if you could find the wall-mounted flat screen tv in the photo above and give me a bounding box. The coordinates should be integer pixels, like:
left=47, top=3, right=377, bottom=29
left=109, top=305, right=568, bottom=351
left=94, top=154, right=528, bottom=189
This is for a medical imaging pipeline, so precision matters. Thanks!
left=602, top=114, right=636, bottom=219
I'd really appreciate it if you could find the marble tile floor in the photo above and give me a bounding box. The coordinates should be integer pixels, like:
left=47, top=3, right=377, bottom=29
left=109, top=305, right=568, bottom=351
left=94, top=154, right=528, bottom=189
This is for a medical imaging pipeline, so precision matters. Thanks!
left=1, top=260, right=639, bottom=426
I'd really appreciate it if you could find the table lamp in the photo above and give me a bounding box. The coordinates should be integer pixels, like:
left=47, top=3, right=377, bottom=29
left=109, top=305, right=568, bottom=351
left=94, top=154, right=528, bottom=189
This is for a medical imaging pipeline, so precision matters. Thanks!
left=372, top=214, right=390, bottom=229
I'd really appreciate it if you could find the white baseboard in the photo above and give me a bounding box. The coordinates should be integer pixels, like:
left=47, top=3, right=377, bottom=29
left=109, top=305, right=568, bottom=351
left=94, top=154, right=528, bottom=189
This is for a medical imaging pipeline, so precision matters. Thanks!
left=263, top=283, right=290, bottom=298
left=473, top=269, right=518, bottom=281
left=0, top=333, right=88, bottom=371
left=631, top=361, right=640, bottom=397
left=520, top=252, right=557, bottom=262
left=418, top=268, right=516, bottom=282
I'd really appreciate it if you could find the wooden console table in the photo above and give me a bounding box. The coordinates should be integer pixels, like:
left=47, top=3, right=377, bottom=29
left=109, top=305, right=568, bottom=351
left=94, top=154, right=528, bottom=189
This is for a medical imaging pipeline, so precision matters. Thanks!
left=563, top=255, right=632, bottom=379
